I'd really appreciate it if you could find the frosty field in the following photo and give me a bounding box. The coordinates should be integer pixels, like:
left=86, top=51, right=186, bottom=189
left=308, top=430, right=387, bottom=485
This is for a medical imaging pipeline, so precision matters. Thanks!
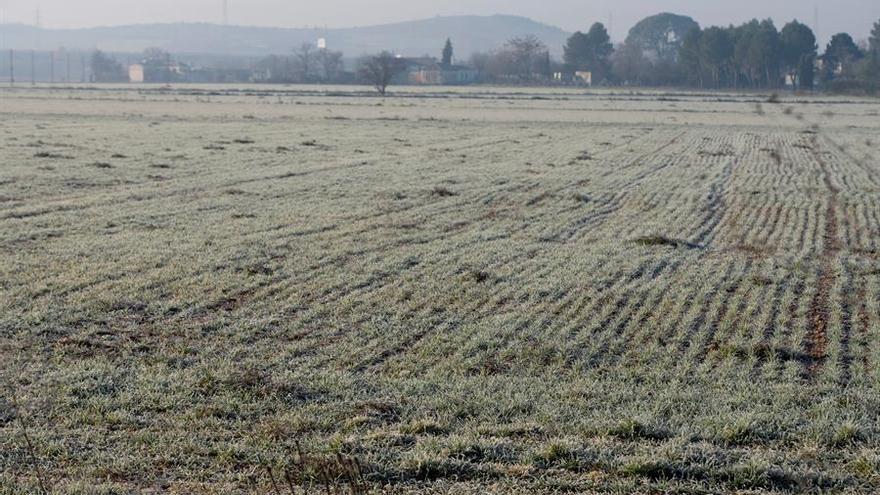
left=2, top=85, right=880, bottom=493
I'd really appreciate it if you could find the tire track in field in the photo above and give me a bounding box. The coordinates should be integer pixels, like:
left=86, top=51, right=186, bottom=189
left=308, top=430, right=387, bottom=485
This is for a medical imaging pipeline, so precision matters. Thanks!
left=802, top=136, right=841, bottom=379
left=857, top=283, right=871, bottom=375
left=838, top=268, right=856, bottom=385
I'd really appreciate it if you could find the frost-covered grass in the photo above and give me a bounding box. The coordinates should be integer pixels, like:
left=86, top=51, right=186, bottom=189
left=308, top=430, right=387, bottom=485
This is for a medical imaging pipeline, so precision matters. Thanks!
left=1, top=86, right=880, bottom=493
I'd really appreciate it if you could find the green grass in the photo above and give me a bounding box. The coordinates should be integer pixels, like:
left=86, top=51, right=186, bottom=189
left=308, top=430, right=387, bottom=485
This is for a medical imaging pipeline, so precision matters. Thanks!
left=1, top=85, right=880, bottom=493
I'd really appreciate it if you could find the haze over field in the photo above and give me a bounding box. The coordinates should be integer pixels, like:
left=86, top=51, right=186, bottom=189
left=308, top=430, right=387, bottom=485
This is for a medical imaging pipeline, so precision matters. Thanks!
left=1, top=0, right=879, bottom=46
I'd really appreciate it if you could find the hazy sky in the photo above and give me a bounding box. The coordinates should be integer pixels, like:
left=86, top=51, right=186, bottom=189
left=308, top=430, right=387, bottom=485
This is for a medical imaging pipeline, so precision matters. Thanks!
left=2, top=0, right=878, bottom=45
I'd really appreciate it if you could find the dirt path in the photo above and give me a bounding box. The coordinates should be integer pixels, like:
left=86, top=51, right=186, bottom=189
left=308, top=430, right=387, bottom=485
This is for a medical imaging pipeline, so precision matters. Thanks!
left=803, top=136, right=841, bottom=378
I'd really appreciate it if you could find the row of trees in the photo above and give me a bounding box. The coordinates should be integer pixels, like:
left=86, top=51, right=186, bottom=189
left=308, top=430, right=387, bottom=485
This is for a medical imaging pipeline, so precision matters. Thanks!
left=255, top=43, right=346, bottom=83
left=88, top=13, right=880, bottom=92
left=566, top=14, right=880, bottom=90
left=456, top=14, right=879, bottom=91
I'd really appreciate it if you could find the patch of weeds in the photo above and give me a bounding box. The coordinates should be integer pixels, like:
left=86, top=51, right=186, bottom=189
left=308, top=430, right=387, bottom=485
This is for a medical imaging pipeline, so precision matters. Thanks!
left=720, top=463, right=797, bottom=491
left=245, top=264, right=274, bottom=276
left=203, top=144, right=226, bottom=151
left=91, top=162, right=114, bottom=169
left=698, top=149, right=734, bottom=157
left=620, top=459, right=701, bottom=481
left=530, top=442, right=592, bottom=471
left=34, top=151, right=72, bottom=159
left=849, top=455, right=878, bottom=478
left=233, top=137, right=255, bottom=144
left=470, top=270, right=491, bottom=283
left=151, top=163, right=172, bottom=169
left=221, top=367, right=315, bottom=402
left=714, top=418, right=776, bottom=446
left=111, top=153, right=127, bottom=159
left=400, top=418, right=447, bottom=435
left=767, top=93, right=781, bottom=104
left=301, top=139, right=319, bottom=146
left=751, top=275, right=774, bottom=286
left=830, top=421, right=865, bottom=447
left=607, top=419, right=669, bottom=441
left=0, top=397, right=15, bottom=427
left=258, top=445, right=369, bottom=494
left=431, top=186, right=458, bottom=197
left=572, top=192, right=591, bottom=203
left=355, top=401, right=400, bottom=424
left=633, top=235, right=699, bottom=249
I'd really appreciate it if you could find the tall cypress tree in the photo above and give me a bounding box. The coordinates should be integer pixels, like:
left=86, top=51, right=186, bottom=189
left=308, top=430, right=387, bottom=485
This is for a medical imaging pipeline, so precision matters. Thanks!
left=442, top=38, right=454, bottom=67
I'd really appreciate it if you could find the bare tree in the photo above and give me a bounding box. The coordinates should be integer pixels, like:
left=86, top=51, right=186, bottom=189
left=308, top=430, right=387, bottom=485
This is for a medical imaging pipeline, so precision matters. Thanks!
left=358, top=51, right=405, bottom=95
left=317, top=49, right=344, bottom=83
left=504, top=35, right=549, bottom=80
left=294, top=43, right=315, bottom=82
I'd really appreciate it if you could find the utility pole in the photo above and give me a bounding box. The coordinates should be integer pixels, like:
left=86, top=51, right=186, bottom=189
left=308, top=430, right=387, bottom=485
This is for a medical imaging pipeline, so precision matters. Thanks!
left=31, top=49, right=35, bottom=85
left=66, top=52, right=70, bottom=83
left=50, top=51, right=54, bottom=83
left=9, top=49, right=13, bottom=86
left=81, top=55, right=87, bottom=82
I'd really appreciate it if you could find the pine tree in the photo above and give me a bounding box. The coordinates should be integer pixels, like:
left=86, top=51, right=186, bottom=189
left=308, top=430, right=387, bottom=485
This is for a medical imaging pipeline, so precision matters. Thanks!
left=442, top=38, right=454, bottom=67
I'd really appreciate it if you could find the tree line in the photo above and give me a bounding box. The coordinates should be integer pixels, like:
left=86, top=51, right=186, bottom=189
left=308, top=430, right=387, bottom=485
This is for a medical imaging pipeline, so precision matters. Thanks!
left=563, top=13, right=880, bottom=91
left=86, top=13, right=880, bottom=93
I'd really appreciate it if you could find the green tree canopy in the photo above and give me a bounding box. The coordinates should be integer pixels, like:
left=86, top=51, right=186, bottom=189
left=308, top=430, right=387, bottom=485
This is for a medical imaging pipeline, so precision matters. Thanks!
left=823, top=33, right=864, bottom=81
left=700, top=26, right=735, bottom=88
left=625, top=12, right=700, bottom=64
left=442, top=38, right=454, bottom=66
left=563, top=22, right=613, bottom=81
left=780, top=20, right=817, bottom=89
left=679, top=28, right=705, bottom=86
left=732, top=19, right=781, bottom=88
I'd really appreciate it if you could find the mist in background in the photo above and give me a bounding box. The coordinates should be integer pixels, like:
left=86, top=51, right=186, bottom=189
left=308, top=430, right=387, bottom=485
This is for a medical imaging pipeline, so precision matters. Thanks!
left=1, top=0, right=879, bottom=46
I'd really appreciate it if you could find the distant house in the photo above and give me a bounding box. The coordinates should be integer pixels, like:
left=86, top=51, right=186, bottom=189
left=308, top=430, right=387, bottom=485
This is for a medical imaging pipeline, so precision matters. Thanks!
left=410, top=64, right=478, bottom=85
left=129, top=64, right=145, bottom=83
left=553, top=71, right=592, bottom=86
left=392, top=56, right=478, bottom=86
left=129, top=60, right=190, bottom=83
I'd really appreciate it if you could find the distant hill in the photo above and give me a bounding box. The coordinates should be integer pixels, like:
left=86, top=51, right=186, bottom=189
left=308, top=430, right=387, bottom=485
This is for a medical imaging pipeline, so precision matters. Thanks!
left=0, top=15, right=570, bottom=59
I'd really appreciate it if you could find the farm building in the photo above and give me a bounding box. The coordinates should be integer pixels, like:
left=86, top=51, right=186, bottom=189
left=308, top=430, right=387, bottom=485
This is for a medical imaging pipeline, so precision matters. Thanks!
left=128, top=64, right=145, bottom=83
left=409, top=64, right=479, bottom=85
